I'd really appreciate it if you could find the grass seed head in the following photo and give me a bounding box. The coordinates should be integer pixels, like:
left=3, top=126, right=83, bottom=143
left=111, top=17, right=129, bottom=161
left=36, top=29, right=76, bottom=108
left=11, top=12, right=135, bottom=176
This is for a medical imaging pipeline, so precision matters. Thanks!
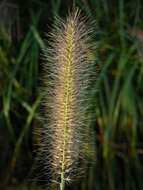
left=36, top=8, right=96, bottom=188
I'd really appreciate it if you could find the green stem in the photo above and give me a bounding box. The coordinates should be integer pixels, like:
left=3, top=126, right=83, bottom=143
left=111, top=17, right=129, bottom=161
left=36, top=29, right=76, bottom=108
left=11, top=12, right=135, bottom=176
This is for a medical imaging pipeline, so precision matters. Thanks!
left=60, top=172, right=65, bottom=190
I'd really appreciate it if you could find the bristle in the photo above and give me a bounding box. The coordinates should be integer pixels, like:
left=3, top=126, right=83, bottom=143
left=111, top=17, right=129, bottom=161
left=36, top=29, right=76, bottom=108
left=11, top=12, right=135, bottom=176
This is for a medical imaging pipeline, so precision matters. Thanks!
left=37, top=8, right=96, bottom=189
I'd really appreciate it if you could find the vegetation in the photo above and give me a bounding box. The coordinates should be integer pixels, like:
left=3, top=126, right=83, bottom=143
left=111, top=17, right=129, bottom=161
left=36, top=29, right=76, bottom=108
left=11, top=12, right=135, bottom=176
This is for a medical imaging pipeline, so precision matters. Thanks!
left=0, top=0, right=143, bottom=190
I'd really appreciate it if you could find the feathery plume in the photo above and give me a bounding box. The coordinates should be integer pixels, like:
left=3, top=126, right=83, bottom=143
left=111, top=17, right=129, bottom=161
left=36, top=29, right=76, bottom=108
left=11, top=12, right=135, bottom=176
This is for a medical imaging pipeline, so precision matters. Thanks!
left=37, top=8, right=96, bottom=190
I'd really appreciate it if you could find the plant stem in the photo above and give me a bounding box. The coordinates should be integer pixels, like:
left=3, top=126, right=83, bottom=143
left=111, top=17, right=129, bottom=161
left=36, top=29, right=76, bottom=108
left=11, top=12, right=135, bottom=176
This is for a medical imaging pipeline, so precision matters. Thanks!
left=60, top=172, right=65, bottom=190
left=59, top=21, right=75, bottom=190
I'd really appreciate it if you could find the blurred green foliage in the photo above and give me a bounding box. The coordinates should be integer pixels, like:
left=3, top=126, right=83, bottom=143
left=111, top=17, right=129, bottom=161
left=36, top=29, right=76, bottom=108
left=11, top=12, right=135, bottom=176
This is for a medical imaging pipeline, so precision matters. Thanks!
left=0, top=0, right=143, bottom=189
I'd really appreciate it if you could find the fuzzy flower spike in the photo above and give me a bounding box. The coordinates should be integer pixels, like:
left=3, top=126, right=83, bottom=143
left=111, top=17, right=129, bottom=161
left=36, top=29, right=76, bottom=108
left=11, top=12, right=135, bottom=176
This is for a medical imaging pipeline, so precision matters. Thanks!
left=38, top=8, right=96, bottom=190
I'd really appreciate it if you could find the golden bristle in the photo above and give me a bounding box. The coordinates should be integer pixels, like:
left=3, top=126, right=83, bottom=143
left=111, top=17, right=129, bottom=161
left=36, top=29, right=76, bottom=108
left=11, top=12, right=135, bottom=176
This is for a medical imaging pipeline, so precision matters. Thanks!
left=37, top=8, right=96, bottom=190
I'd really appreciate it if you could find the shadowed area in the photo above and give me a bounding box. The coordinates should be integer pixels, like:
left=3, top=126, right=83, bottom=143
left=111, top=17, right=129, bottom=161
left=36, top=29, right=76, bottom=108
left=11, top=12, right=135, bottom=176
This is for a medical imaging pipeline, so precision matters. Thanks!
left=0, top=0, right=143, bottom=190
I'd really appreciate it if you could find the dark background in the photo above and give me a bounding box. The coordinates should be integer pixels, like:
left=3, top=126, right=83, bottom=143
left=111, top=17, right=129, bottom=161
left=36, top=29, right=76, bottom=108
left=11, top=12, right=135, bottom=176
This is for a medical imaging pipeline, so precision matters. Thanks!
left=0, top=0, right=143, bottom=189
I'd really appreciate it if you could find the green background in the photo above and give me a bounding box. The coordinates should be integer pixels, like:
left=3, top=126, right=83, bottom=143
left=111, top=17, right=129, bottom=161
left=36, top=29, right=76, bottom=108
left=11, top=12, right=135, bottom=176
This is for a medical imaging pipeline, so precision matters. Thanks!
left=0, top=0, right=143, bottom=189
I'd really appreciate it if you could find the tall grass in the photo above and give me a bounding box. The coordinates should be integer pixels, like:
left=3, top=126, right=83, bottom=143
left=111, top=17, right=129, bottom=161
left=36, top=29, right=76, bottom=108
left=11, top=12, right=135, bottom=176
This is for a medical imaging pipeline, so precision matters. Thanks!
left=0, top=0, right=143, bottom=190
